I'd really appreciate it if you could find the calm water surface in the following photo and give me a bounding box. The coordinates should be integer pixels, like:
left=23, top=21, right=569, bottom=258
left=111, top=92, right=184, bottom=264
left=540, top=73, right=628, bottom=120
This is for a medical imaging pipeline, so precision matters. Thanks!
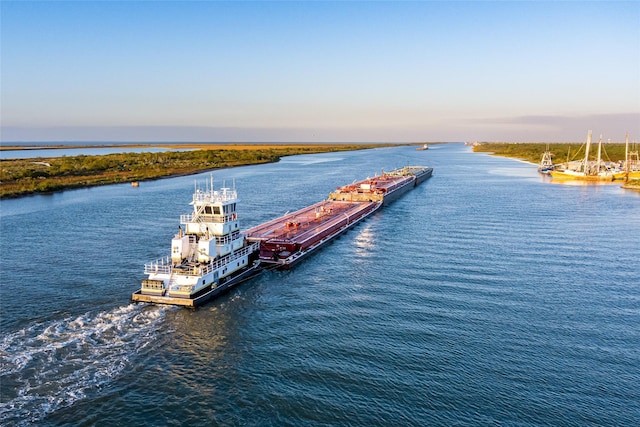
left=1, top=144, right=639, bottom=426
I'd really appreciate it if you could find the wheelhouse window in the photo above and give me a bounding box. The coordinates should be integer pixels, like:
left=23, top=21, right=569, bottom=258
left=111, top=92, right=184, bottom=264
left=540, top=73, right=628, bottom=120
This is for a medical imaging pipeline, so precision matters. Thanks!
left=200, top=205, right=222, bottom=215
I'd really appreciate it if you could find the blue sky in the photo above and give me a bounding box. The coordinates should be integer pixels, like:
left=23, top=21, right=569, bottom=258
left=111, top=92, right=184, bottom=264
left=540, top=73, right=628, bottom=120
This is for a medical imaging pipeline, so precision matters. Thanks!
left=1, top=1, right=639, bottom=143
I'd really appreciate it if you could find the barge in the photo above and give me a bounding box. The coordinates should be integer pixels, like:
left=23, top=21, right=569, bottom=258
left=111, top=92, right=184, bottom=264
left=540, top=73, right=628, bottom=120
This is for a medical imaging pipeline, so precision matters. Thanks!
left=245, top=166, right=432, bottom=269
left=329, top=165, right=432, bottom=205
left=132, top=165, right=433, bottom=306
left=131, top=175, right=261, bottom=307
left=244, top=199, right=381, bottom=269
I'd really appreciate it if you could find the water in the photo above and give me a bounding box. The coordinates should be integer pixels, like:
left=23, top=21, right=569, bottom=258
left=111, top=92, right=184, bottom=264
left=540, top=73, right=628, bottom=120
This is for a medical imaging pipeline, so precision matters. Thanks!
left=1, top=144, right=639, bottom=426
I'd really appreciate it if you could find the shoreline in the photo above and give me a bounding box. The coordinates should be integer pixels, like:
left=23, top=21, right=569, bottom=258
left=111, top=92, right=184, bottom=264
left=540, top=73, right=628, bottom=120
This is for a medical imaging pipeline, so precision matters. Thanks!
left=473, top=144, right=640, bottom=191
left=621, top=181, right=640, bottom=191
left=0, top=142, right=417, bottom=152
left=0, top=143, right=407, bottom=199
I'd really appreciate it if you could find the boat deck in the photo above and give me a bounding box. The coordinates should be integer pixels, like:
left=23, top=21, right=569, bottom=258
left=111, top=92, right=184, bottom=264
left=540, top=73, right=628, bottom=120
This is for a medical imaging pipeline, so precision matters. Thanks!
left=245, top=199, right=379, bottom=248
left=329, top=173, right=415, bottom=203
left=244, top=166, right=432, bottom=268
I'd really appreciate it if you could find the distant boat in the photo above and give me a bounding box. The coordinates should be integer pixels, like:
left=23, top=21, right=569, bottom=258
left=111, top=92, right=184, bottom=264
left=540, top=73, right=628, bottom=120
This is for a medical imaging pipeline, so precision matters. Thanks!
left=416, top=144, right=429, bottom=151
left=550, top=131, right=626, bottom=181
left=131, top=181, right=139, bottom=187
left=538, top=144, right=554, bottom=174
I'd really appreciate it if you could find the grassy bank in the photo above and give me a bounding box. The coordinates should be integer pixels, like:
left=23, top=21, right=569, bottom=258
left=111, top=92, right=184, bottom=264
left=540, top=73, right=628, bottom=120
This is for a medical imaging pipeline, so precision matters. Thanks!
left=622, top=179, right=640, bottom=191
left=473, top=142, right=630, bottom=164
left=0, top=143, right=397, bottom=199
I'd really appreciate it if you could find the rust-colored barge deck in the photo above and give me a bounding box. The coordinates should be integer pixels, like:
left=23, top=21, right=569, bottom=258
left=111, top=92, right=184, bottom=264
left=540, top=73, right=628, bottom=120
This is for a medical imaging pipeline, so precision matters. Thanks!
left=245, top=166, right=433, bottom=270
left=329, top=172, right=415, bottom=205
left=245, top=199, right=381, bottom=269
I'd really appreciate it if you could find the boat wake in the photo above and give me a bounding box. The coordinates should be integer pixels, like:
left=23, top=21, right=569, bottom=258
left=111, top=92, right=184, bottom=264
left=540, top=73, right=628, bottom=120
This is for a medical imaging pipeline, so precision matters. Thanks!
left=280, top=154, right=343, bottom=165
left=0, top=304, right=170, bottom=425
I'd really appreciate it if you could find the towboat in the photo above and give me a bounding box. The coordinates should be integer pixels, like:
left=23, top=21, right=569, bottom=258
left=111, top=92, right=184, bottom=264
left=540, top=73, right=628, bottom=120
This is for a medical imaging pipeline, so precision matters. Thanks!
left=131, top=175, right=260, bottom=307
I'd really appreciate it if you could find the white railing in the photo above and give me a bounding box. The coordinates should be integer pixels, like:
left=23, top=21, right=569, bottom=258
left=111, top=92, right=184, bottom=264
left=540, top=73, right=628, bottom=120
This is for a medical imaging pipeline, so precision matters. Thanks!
left=180, top=213, right=237, bottom=224
left=197, top=242, right=259, bottom=276
left=144, top=256, right=173, bottom=274
left=144, top=242, right=259, bottom=276
left=192, top=188, right=237, bottom=205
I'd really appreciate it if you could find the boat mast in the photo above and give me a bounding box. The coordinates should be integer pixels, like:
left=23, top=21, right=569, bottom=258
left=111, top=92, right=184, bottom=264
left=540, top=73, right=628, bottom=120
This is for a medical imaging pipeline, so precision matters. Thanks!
left=583, top=130, right=592, bottom=173
left=596, top=134, right=603, bottom=173
left=625, top=132, right=629, bottom=174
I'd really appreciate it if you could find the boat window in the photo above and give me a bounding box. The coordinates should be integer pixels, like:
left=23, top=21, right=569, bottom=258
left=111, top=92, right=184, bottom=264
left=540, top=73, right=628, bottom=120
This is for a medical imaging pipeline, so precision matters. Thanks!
left=212, top=206, right=221, bottom=215
left=204, top=206, right=213, bottom=214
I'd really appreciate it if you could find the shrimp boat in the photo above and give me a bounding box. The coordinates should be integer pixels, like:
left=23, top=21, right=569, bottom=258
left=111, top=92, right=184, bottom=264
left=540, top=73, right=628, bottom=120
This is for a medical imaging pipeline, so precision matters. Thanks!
left=624, top=133, right=640, bottom=180
left=537, top=144, right=554, bottom=174
left=550, top=131, right=626, bottom=181
left=131, top=175, right=260, bottom=307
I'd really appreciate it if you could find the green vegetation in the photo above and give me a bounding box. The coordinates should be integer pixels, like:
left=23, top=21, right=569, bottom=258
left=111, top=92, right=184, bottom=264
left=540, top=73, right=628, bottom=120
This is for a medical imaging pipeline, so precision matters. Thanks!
left=0, top=144, right=397, bottom=199
left=622, top=179, right=640, bottom=191
left=473, top=142, right=630, bottom=164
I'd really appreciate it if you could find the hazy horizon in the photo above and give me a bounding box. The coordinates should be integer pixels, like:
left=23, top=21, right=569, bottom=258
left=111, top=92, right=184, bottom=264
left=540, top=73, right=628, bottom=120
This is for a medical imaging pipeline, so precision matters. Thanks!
left=2, top=1, right=639, bottom=143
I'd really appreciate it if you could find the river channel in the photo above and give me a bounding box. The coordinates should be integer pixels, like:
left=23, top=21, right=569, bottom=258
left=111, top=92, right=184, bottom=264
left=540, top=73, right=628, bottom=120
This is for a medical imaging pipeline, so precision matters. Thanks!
left=1, top=143, right=638, bottom=426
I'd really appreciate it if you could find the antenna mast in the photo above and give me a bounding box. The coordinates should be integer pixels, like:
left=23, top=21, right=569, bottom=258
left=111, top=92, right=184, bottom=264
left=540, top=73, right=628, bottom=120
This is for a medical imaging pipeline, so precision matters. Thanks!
left=583, top=130, right=592, bottom=172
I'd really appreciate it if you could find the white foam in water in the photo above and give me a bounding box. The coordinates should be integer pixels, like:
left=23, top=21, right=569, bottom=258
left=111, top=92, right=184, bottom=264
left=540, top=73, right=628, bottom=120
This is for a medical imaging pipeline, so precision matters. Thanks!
left=279, top=154, right=343, bottom=165
left=0, top=304, right=170, bottom=425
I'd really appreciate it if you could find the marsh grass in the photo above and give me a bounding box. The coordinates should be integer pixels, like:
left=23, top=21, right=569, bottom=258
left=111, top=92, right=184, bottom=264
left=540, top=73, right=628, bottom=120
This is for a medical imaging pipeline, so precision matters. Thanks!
left=0, top=143, right=396, bottom=198
left=473, top=142, right=631, bottom=165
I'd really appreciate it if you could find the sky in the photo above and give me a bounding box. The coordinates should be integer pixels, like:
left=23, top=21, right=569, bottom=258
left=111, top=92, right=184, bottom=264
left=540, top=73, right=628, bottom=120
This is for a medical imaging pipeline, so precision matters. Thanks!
left=1, top=1, right=639, bottom=143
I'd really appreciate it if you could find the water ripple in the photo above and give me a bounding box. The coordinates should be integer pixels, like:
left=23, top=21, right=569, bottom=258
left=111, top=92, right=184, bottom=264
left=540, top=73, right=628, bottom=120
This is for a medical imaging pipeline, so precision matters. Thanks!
left=0, top=304, right=169, bottom=426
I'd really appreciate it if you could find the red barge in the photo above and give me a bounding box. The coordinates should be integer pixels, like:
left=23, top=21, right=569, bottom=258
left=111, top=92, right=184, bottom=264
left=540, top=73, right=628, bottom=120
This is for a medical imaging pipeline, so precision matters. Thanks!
left=245, top=166, right=432, bottom=269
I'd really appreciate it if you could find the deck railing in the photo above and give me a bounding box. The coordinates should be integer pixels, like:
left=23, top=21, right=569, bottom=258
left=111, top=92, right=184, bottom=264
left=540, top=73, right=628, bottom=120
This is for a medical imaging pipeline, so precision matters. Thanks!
left=180, top=213, right=237, bottom=224
left=144, top=242, right=259, bottom=276
left=192, top=189, right=237, bottom=204
left=144, top=256, right=173, bottom=274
